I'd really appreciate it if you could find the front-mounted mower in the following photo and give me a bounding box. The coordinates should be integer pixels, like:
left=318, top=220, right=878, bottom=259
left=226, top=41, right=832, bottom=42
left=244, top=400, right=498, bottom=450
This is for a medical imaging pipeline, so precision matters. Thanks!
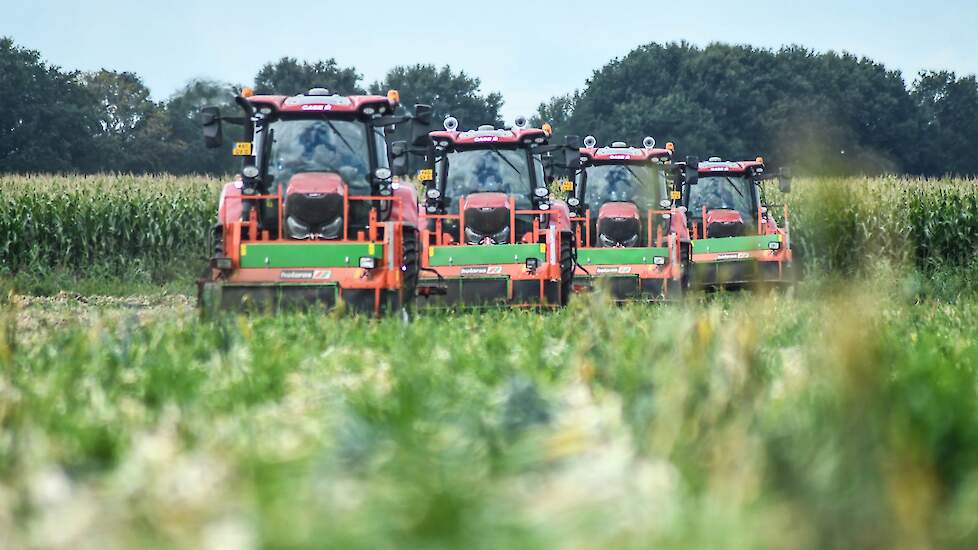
left=394, top=116, right=577, bottom=308
left=565, top=136, right=698, bottom=301
left=197, top=87, right=433, bottom=316
left=680, top=157, right=794, bottom=290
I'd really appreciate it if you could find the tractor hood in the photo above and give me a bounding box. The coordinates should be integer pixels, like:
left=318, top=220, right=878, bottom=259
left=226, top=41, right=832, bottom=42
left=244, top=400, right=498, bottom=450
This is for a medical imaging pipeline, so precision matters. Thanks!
left=463, top=192, right=511, bottom=245
left=287, top=172, right=347, bottom=196
left=284, top=172, right=347, bottom=240
left=705, top=209, right=747, bottom=238
left=598, top=202, right=640, bottom=220
left=597, top=202, right=641, bottom=248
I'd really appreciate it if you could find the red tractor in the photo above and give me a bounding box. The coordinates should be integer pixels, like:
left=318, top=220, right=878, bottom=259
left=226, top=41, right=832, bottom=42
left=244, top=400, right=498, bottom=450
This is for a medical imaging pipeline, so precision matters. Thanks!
left=565, top=136, right=697, bottom=301
left=680, top=156, right=794, bottom=289
left=395, top=117, right=576, bottom=308
left=197, top=87, right=432, bottom=315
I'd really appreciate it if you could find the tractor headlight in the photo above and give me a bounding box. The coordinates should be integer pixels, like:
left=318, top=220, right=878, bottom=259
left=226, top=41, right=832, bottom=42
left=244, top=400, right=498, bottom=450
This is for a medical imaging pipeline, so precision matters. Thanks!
left=769, top=241, right=781, bottom=250
left=534, top=187, right=548, bottom=198
left=538, top=202, right=550, bottom=210
left=242, top=165, right=259, bottom=179
left=359, top=256, right=377, bottom=270
left=426, top=205, right=438, bottom=213
left=567, top=197, right=580, bottom=207
left=653, top=256, right=666, bottom=266
left=426, top=188, right=441, bottom=199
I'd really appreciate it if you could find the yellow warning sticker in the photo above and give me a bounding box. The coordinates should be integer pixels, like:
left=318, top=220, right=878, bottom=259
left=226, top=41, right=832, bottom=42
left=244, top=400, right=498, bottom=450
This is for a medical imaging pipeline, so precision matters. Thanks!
left=232, top=142, right=253, bottom=156
left=539, top=244, right=546, bottom=253
left=561, top=180, right=574, bottom=191
left=368, top=243, right=375, bottom=255
left=670, top=191, right=681, bottom=200
left=429, top=247, right=436, bottom=257
left=240, top=244, right=248, bottom=257
left=418, top=169, right=434, bottom=182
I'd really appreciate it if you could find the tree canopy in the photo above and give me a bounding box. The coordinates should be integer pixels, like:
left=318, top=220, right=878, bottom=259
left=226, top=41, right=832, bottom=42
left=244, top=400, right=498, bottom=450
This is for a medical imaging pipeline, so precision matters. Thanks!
left=1, top=37, right=976, bottom=177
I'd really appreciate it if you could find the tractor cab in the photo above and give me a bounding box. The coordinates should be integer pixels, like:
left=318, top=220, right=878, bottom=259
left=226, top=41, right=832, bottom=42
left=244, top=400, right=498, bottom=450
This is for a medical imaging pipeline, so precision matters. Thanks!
left=202, top=88, right=427, bottom=239
left=573, top=137, right=675, bottom=248
left=421, top=117, right=554, bottom=245
left=563, top=136, right=693, bottom=300
left=680, top=156, right=794, bottom=289
left=197, top=88, right=433, bottom=315
left=402, top=117, right=576, bottom=308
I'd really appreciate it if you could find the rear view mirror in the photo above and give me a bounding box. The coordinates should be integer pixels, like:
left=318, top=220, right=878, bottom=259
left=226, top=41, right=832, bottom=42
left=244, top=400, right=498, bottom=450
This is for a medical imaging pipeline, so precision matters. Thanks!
left=685, top=155, right=699, bottom=186
left=779, top=167, right=793, bottom=194
left=410, top=104, right=434, bottom=146
left=413, top=104, right=433, bottom=126
left=563, top=135, right=582, bottom=170
left=390, top=141, right=409, bottom=177
left=201, top=106, right=223, bottom=149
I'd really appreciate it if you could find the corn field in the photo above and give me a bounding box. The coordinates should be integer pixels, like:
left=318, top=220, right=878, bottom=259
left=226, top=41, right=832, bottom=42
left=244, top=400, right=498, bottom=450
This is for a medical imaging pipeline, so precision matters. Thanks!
left=0, top=175, right=218, bottom=282
left=2, top=175, right=978, bottom=283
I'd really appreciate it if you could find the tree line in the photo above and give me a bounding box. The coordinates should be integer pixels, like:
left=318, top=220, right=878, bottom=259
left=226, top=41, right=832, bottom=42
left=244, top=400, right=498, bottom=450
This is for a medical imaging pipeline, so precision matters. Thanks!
left=2, top=37, right=976, bottom=177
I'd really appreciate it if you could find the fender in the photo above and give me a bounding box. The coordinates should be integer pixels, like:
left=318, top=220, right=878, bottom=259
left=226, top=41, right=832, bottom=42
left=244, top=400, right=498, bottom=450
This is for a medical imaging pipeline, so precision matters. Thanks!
left=218, top=180, right=244, bottom=226
left=548, top=199, right=572, bottom=232
left=671, top=208, right=691, bottom=244
left=391, top=182, right=419, bottom=228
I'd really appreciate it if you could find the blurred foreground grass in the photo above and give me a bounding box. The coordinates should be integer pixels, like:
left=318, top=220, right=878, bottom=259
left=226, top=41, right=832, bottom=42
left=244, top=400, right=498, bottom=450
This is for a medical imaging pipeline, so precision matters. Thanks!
left=2, top=271, right=978, bottom=549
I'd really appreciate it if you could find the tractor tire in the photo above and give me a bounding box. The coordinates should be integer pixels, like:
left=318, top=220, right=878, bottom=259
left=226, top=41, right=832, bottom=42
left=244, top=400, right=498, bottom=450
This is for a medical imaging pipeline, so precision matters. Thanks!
left=680, top=242, right=692, bottom=291
left=559, top=232, right=574, bottom=306
left=401, top=227, right=420, bottom=309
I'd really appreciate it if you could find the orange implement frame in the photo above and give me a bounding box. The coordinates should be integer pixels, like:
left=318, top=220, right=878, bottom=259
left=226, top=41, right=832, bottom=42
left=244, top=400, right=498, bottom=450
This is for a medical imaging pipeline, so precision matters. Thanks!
left=218, top=191, right=410, bottom=317
left=418, top=197, right=565, bottom=307
left=570, top=208, right=682, bottom=299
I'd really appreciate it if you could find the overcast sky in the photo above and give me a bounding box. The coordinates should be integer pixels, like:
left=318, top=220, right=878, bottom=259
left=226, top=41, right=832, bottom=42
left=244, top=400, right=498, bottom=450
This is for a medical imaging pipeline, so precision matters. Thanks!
left=4, top=0, right=977, bottom=122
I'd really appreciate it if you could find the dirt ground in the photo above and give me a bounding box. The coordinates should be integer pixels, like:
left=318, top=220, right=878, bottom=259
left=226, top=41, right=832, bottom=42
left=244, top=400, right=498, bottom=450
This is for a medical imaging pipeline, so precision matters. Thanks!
left=5, top=291, right=194, bottom=345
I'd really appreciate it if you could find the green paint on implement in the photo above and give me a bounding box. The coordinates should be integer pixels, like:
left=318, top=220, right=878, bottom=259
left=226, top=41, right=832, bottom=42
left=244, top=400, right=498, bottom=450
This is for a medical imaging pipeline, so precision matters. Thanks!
left=692, top=235, right=781, bottom=254
left=239, top=243, right=383, bottom=268
left=428, top=244, right=546, bottom=266
left=578, top=247, right=669, bottom=265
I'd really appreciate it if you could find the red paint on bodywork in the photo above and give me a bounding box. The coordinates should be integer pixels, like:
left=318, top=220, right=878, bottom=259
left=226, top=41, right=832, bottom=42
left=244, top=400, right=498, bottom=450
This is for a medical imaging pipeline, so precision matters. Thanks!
left=285, top=172, right=346, bottom=196
left=247, top=94, right=396, bottom=114
left=464, top=192, right=510, bottom=209
left=429, top=128, right=549, bottom=147
left=697, top=160, right=763, bottom=174
left=218, top=181, right=243, bottom=226
left=581, top=147, right=672, bottom=163
left=706, top=209, right=744, bottom=225
left=598, top=202, right=641, bottom=220
left=392, top=184, right=419, bottom=228
left=549, top=200, right=572, bottom=232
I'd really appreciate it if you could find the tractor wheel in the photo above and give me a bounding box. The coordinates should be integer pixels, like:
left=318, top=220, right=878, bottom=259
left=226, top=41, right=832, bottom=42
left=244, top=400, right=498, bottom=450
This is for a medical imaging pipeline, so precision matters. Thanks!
left=559, top=232, right=574, bottom=306
left=401, top=227, right=420, bottom=309
left=680, top=242, right=692, bottom=291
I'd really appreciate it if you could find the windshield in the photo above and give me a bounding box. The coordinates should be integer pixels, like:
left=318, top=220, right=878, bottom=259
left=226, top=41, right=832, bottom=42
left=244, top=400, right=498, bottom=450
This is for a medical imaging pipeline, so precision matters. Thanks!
left=438, top=148, right=533, bottom=210
left=267, top=118, right=371, bottom=195
left=583, top=163, right=667, bottom=213
left=687, top=175, right=756, bottom=220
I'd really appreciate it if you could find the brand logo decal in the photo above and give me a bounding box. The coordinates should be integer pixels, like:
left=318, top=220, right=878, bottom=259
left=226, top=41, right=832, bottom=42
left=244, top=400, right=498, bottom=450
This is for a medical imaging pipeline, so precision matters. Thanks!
left=300, top=104, right=332, bottom=111
left=280, top=270, right=332, bottom=280
left=596, top=266, right=632, bottom=275
left=460, top=266, right=503, bottom=276
left=716, top=252, right=750, bottom=261
left=473, top=136, right=499, bottom=143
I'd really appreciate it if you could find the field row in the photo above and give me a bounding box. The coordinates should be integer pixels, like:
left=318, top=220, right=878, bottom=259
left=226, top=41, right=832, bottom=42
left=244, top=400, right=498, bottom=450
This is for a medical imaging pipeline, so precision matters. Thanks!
left=2, top=175, right=977, bottom=288
left=1, top=281, right=977, bottom=547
